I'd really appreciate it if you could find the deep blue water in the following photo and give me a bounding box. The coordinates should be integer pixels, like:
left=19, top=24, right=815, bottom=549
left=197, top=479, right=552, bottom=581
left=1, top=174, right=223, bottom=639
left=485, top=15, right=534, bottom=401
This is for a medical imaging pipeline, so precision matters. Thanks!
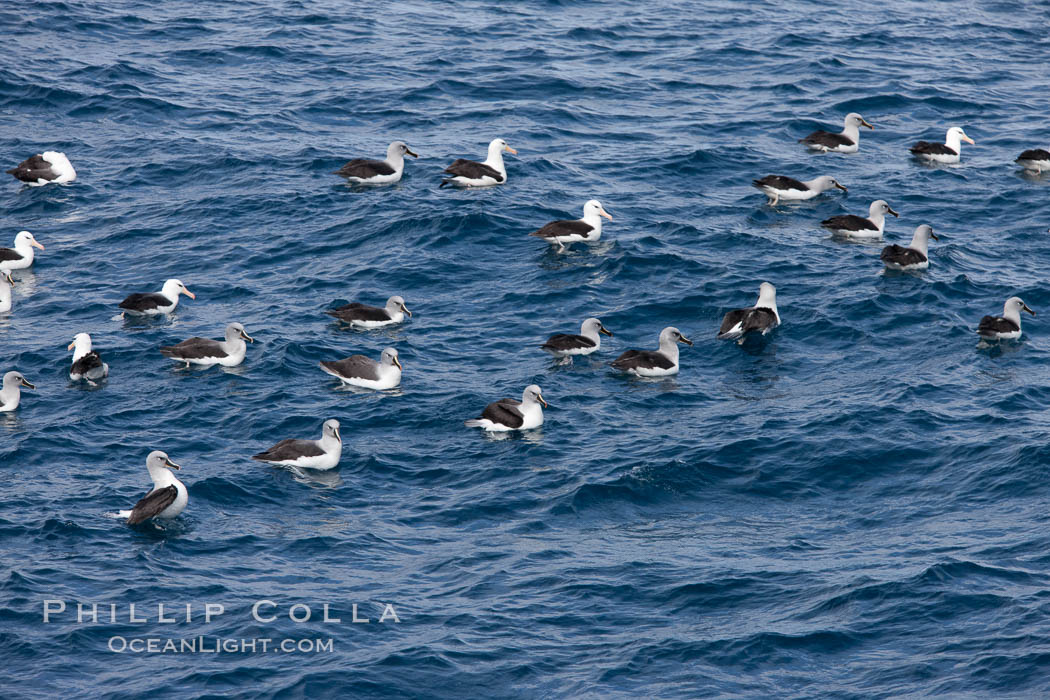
left=3, top=0, right=1050, bottom=697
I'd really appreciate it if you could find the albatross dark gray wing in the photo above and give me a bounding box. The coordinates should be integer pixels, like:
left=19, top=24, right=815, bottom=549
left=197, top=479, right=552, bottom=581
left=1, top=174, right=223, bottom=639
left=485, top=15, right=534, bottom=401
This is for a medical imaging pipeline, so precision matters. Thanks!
left=333, top=158, right=396, bottom=179
left=0, top=247, right=26, bottom=263
left=610, top=349, right=674, bottom=372
left=880, top=244, right=927, bottom=267
left=480, top=399, right=525, bottom=428
left=910, top=141, right=957, bottom=157
left=252, top=438, right=325, bottom=463
left=71, top=352, right=106, bottom=378
left=160, top=337, right=226, bottom=360
left=529, top=219, right=595, bottom=240
left=541, top=333, right=597, bottom=352
left=977, top=315, right=1020, bottom=337
left=119, top=292, right=171, bottom=312
left=1017, top=149, right=1050, bottom=161
left=442, top=159, right=503, bottom=182
left=127, top=485, right=178, bottom=525
left=718, top=307, right=779, bottom=338
left=6, top=154, right=56, bottom=182
left=799, top=130, right=854, bottom=149
left=821, top=214, right=878, bottom=232
left=320, top=355, right=380, bottom=381
left=752, top=175, right=808, bottom=192
left=326, top=302, right=391, bottom=323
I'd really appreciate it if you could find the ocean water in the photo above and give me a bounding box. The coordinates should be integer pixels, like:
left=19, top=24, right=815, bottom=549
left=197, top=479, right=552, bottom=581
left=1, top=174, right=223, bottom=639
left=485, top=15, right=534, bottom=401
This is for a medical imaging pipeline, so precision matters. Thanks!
left=3, top=0, right=1050, bottom=697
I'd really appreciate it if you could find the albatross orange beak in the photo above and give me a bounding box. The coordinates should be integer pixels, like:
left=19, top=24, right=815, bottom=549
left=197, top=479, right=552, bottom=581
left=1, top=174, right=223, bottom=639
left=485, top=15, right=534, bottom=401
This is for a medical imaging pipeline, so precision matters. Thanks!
left=31, top=240, right=44, bottom=250
left=963, top=135, right=975, bottom=145
left=182, top=289, right=196, bottom=299
left=600, top=209, right=613, bottom=221
left=67, top=340, right=76, bottom=350
left=504, top=146, right=518, bottom=155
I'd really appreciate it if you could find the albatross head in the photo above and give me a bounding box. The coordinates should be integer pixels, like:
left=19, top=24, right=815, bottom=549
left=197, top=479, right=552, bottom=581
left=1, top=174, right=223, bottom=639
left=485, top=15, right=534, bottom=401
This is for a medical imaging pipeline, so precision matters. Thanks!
left=15, top=230, right=44, bottom=251
left=869, top=200, right=898, bottom=218
left=162, top=279, right=195, bottom=300
left=388, top=140, right=419, bottom=160
left=1, top=270, right=13, bottom=287
left=68, top=332, right=93, bottom=355
left=846, top=113, right=873, bottom=130
left=583, top=200, right=613, bottom=221
left=660, top=326, right=693, bottom=347
left=813, top=176, right=848, bottom=193
left=582, top=317, right=613, bottom=337
left=387, top=295, right=411, bottom=317
left=226, top=322, right=253, bottom=343
left=488, top=138, right=518, bottom=158
left=3, top=371, right=34, bottom=390
left=522, top=384, right=547, bottom=408
left=946, top=126, right=975, bottom=147
left=322, top=419, right=341, bottom=443
left=1004, top=296, right=1035, bottom=319
left=381, top=347, right=402, bottom=370
left=146, top=450, right=181, bottom=473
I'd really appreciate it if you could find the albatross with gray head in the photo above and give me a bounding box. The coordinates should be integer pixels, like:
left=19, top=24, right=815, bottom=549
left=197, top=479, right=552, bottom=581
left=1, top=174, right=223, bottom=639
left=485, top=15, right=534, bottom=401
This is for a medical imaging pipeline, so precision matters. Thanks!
left=610, top=327, right=692, bottom=377
left=333, top=140, right=419, bottom=184
left=252, top=419, right=343, bottom=470
left=0, top=371, right=34, bottom=412
left=160, top=322, right=254, bottom=368
left=117, top=451, right=188, bottom=525
left=320, top=347, right=402, bottom=390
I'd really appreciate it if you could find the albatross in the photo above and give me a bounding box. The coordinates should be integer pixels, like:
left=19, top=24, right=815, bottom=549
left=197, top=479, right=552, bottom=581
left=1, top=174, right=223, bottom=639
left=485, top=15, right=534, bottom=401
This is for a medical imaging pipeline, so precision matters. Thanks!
left=333, top=140, right=418, bottom=184
left=821, top=199, right=898, bottom=239
left=118, top=451, right=188, bottom=526
left=541, top=317, right=612, bottom=363
left=529, top=200, right=613, bottom=250
left=977, top=297, right=1035, bottom=341
left=440, top=138, right=517, bottom=188
left=910, top=126, right=975, bottom=164
left=0, top=231, right=44, bottom=271
left=0, top=270, right=13, bottom=313
left=160, top=322, right=254, bottom=368
left=610, top=327, right=692, bottom=377
left=252, top=419, right=343, bottom=470
left=326, top=295, right=410, bottom=328
left=0, top=371, right=34, bottom=412
left=1016, top=148, right=1050, bottom=174
left=752, top=175, right=847, bottom=205
left=880, top=224, right=938, bottom=270
left=119, top=279, right=195, bottom=316
left=799, top=113, right=873, bottom=153
left=320, top=347, right=402, bottom=390
left=718, top=283, right=781, bottom=340
left=465, top=384, right=546, bottom=432
left=68, top=333, right=110, bottom=382
left=6, top=151, right=76, bottom=185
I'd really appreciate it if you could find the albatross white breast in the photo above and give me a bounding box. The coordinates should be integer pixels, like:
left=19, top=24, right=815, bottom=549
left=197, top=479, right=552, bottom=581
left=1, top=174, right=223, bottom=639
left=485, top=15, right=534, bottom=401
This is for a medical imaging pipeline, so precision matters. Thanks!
left=6, top=151, right=76, bottom=185
left=718, top=283, right=781, bottom=340
left=610, top=326, right=692, bottom=377
left=440, top=138, right=516, bottom=188
left=252, top=419, right=343, bottom=470
left=799, top=113, right=873, bottom=153
left=320, top=347, right=402, bottom=390
left=752, top=175, right=847, bottom=206
left=117, top=451, right=188, bottom=526
left=0, top=270, right=14, bottom=313
left=465, top=384, right=547, bottom=432
left=821, top=199, right=898, bottom=239
left=529, top=200, right=613, bottom=250
left=0, top=371, right=34, bottom=412
left=333, top=140, right=418, bottom=184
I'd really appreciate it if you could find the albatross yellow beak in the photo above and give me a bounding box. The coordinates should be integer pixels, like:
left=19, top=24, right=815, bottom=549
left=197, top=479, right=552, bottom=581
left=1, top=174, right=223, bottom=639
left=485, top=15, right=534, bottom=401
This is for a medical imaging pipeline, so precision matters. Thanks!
left=394, top=356, right=402, bottom=371
left=31, top=240, right=45, bottom=250
left=67, top=340, right=76, bottom=350
left=182, top=289, right=196, bottom=299
left=164, top=458, right=181, bottom=470
left=538, top=394, right=548, bottom=408
left=861, top=119, right=874, bottom=129
left=504, top=146, right=518, bottom=155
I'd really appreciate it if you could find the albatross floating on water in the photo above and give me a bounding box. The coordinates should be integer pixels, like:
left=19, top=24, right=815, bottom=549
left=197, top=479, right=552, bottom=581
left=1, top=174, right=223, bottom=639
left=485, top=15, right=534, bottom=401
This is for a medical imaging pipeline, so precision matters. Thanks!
left=6, top=151, right=76, bottom=185
left=718, top=283, right=781, bottom=340
left=752, top=175, right=847, bottom=206
left=910, top=127, right=974, bottom=164
left=1016, top=148, right=1050, bottom=174
left=252, top=419, right=343, bottom=470
left=465, top=384, right=546, bottom=432
left=118, top=451, right=188, bottom=526
left=320, top=347, right=402, bottom=390
left=119, top=279, right=195, bottom=316
left=0, top=231, right=44, bottom=271
left=821, top=199, right=898, bottom=239
left=529, top=200, right=613, bottom=250
left=541, top=317, right=612, bottom=363
left=880, top=224, right=938, bottom=270
left=0, top=271, right=13, bottom=313
left=799, top=113, right=873, bottom=153
left=160, top=322, right=254, bottom=368
left=327, top=295, right=410, bottom=328
left=610, top=327, right=692, bottom=377
left=333, top=140, right=418, bottom=184
left=0, top=371, right=34, bottom=412
left=440, top=138, right=517, bottom=188
left=977, top=297, right=1035, bottom=341
left=68, top=333, right=109, bottom=382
